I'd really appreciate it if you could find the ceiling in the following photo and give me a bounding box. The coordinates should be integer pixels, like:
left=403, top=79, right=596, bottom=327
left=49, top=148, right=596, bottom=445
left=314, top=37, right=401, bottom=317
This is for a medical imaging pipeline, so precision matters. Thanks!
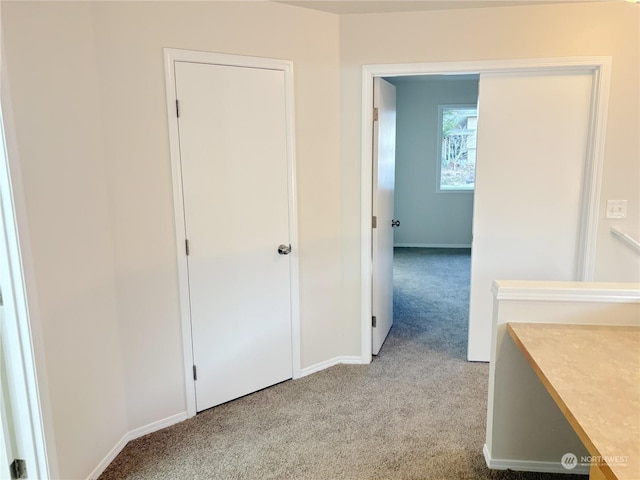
left=274, top=0, right=615, bottom=15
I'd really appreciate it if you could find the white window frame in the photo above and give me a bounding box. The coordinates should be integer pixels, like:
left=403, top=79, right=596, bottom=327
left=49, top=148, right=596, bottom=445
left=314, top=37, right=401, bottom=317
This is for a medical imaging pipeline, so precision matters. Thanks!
left=436, top=103, right=478, bottom=194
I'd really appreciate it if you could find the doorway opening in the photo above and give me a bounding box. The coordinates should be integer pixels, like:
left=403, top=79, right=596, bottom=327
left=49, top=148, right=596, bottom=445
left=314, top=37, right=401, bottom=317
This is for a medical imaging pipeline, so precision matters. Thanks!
left=361, top=58, right=611, bottom=364
left=384, top=74, right=478, bottom=360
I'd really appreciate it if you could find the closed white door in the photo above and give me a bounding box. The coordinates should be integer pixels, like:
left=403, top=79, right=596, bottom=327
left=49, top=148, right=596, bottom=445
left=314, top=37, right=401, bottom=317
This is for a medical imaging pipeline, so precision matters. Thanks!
left=467, top=70, right=594, bottom=361
left=175, top=61, right=293, bottom=412
left=372, top=78, right=397, bottom=355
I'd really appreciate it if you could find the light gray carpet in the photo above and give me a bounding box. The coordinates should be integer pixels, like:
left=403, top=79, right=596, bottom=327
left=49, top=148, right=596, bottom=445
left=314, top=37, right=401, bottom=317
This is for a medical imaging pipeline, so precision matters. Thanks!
left=99, top=248, right=585, bottom=480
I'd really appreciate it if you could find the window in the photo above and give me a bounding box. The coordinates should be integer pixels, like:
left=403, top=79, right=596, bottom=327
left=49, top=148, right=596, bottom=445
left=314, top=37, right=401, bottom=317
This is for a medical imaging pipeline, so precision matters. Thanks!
left=437, top=105, right=478, bottom=192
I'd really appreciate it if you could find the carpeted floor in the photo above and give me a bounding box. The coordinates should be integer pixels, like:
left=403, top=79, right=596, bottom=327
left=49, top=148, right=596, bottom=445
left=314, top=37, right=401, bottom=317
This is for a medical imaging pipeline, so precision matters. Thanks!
left=99, top=247, right=585, bottom=480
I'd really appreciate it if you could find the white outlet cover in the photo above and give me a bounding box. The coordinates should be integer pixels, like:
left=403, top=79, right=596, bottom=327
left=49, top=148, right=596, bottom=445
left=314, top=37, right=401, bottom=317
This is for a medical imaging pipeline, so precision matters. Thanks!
left=606, top=199, right=627, bottom=219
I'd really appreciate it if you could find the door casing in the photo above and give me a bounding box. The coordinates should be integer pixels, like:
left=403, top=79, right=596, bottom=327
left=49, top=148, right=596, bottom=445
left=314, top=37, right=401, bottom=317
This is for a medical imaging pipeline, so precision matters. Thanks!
left=360, top=57, right=612, bottom=363
left=164, top=49, right=301, bottom=418
left=0, top=60, right=54, bottom=479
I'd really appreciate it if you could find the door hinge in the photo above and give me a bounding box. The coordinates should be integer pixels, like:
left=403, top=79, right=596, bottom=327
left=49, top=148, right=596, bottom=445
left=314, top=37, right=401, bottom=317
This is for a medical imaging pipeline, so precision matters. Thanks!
left=193, top=365, right=197, bottom=381
left=373, top=107, right=379, bottom=122
left=185, top=239, right=190, bottom=256
left=372, top=316, right=377, bottom=327
left=372, top=216, right=377, bottom=229
left=10, top=459, right=27, bottom=479
left=176, top=99, right=180, bottom=118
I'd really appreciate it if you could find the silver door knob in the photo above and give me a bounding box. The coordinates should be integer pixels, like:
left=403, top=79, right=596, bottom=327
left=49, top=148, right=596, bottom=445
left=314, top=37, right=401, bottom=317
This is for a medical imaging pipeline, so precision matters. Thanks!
left=278, top=244, right=292, bottom=255
left=392, top=220, right=401, bottom=227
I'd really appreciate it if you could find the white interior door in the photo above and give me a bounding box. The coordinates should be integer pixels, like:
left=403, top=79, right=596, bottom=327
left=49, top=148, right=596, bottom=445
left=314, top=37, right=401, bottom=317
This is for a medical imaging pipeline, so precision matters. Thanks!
left=372, top=78, right=397, bottom=355
left=467, top=70, right=594, bottom=361
left=175, top=61, right=293, bottom=412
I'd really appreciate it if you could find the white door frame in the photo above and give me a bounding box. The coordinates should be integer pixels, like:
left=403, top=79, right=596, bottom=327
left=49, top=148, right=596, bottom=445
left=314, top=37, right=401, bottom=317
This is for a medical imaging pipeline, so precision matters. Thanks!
left=164, top=49, right=301, bottom=418
left=0, top=60, right=53, bottom=478
left=360, top=57, right=612, bottom=362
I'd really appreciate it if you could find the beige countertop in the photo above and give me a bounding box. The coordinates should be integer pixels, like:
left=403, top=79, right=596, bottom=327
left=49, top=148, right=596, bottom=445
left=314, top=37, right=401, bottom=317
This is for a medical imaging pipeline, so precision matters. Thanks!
left=507, top=322, right=640, bottom=480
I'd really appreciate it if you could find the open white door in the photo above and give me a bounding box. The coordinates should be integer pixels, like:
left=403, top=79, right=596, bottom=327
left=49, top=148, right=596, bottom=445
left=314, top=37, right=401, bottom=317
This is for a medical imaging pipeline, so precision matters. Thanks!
left=372, top=78, right=397, bottom=355
left=467, top=69, right=595, bottom=361
left=174, top=60, right=294, bottom=412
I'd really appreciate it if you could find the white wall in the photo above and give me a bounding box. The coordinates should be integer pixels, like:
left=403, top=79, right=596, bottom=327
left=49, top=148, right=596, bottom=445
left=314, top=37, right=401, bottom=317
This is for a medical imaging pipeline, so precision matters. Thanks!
left=389, top=76, right=478, bottom=247
left=2, top=1, right=341, bottom=478
left=1, top=4, right=128, bottom=479
left=339, top=1, right=640, bottom=355
left=1, top=1, right=639, bottom=478
left=89, top=0, right=342, bottom=431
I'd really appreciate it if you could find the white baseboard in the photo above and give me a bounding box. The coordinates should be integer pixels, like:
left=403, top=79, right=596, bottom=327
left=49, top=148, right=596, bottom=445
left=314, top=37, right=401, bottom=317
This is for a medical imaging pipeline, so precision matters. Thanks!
left=483, top=444, right=590, bottom=476
left=87, top=412, right=188, bottom=480
left=128, top=412, right=187, bottom=441
left=90, top=355, right=369, bottom=479
left=394, top=243, right=471, bottom=248
left=298, top=355, right=368, bottom=378
left=87, top=433, right=129, bottom=480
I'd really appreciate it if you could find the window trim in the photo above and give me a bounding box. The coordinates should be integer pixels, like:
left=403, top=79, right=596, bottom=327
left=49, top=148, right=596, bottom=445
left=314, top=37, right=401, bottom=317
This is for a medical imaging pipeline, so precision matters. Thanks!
left=436, top=103, right=478, bottom=194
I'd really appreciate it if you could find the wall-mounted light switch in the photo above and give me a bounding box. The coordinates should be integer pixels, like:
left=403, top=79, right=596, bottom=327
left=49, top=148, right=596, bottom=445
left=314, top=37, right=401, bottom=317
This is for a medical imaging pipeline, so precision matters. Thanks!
left=606, top=200, right=627, bottom=219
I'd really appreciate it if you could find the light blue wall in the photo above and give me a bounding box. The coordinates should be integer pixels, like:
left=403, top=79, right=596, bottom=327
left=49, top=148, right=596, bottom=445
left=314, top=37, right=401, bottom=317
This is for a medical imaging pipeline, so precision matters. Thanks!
left=388, top=75, right=479, bottom=247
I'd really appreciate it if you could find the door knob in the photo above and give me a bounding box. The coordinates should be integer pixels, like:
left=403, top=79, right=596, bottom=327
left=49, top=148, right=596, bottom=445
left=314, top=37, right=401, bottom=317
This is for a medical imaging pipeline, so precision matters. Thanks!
left=391, top=220, right=401, bottom=227
left=278, top=244, right=292, bottom=255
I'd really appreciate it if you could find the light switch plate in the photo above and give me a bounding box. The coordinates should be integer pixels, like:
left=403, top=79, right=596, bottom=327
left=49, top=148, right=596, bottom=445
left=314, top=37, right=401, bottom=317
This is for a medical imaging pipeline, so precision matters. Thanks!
left=606, top=200, right=627, bottom=219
